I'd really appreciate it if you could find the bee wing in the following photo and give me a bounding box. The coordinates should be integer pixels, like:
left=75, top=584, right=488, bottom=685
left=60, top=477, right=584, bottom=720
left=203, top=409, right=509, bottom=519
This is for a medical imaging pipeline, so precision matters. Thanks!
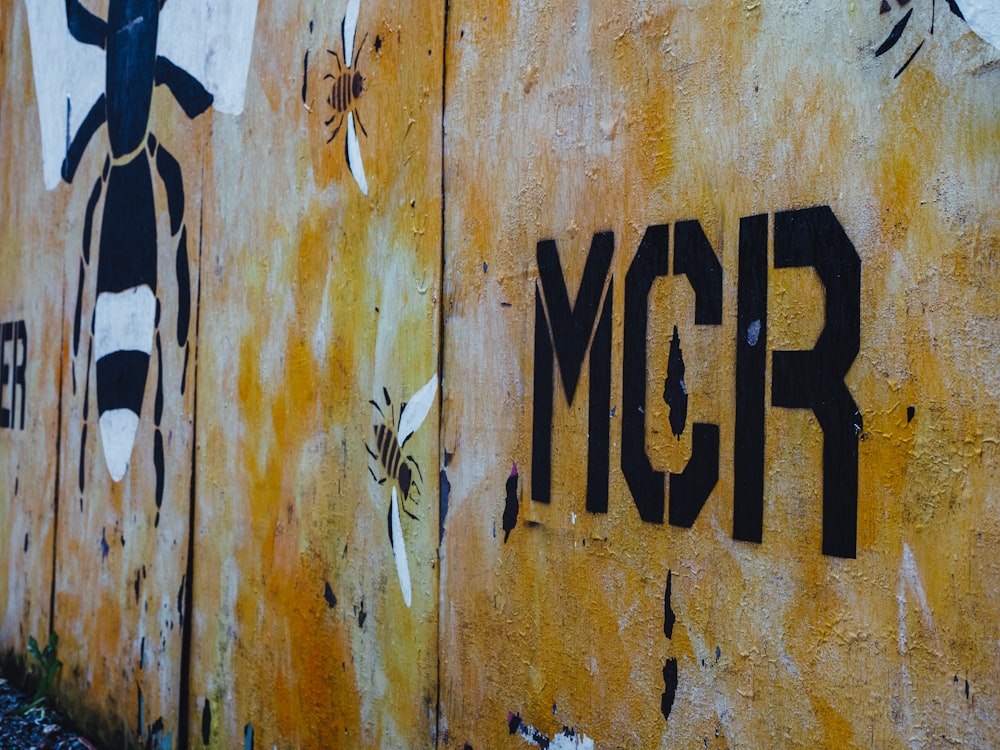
left=346, top=111, right=369, bottom=195
left=959, top=1, right=1000, bottom=51
left=25, top=0, right=106, bottom=189
left=157, top=0, right=260, bottom=114
left=397, top=373, right=438, bottom=447
left=389, top=486, right=412, bottom=607
left=343, top=0, right=361, bottom=65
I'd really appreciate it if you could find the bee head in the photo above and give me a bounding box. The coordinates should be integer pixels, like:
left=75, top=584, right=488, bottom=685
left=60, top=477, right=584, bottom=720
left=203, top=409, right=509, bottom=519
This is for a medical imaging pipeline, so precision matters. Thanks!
left=398, top=461, right=412, bottom=500
left=352, top=71, right=364, bottom=99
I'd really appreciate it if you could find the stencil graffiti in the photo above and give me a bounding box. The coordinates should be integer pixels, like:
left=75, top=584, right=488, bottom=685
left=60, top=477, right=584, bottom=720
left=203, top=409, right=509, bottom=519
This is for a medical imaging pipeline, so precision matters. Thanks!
left=0, top=321, right=27, bottom=430
left=531, top=207, right=862, bottom=558
left=367, top=373, right=438, bottom=607
left=26, top=0, right=258, bottom=483
left=326, top=0, right=370, bottom=195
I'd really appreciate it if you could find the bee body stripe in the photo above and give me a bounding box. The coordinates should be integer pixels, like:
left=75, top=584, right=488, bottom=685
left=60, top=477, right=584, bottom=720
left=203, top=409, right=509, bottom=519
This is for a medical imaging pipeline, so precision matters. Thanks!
left=380, top=425, right=392, bottom=464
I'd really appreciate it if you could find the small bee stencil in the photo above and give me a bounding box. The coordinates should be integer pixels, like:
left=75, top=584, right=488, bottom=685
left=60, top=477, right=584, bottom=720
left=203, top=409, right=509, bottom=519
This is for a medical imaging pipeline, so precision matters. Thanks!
left=367, top=373, right=438, bottom=607
left=326, top=0, right=369, bottom=194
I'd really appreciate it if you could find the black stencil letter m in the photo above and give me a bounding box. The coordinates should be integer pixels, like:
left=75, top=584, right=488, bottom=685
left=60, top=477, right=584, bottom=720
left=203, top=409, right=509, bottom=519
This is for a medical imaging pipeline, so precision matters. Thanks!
left=532, top=232, right=614, bottom=514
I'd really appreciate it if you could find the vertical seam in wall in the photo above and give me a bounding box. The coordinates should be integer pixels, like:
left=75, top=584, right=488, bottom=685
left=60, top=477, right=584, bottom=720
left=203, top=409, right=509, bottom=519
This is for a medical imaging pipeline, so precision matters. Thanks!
left=177, top=145, right=207, bottom=750
left=436, top=0, right=450, bottom=747
left=49, top=300, right=66, bottom=637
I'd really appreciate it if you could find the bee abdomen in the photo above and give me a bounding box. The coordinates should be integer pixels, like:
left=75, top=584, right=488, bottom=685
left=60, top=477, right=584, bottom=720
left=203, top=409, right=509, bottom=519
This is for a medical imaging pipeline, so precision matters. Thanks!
left=377, top=423, right=404, bottom=478
left=94, top=285, right=156, bottom=482
left=331, top=72, right=354, bottom=113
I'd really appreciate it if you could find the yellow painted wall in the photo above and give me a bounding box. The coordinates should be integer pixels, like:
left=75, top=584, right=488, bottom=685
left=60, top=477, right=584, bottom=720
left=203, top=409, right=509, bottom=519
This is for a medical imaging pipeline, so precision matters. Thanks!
left=1, top=0, right=999, bottom=747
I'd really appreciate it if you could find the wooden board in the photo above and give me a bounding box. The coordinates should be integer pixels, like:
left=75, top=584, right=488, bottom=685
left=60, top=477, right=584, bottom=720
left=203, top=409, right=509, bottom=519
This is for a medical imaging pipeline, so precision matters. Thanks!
left=187, top=0, right=443, bottom=746
left=439, top=0, right=1000, bottom=747
left=0, top=0, right=60, bottom=682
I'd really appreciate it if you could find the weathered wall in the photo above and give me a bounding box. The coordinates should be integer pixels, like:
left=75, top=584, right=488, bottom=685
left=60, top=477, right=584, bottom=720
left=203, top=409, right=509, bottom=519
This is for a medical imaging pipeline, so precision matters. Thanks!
left=439, top=1, right=1000, bottom=747
left=1, top=0, right=999, bottom=747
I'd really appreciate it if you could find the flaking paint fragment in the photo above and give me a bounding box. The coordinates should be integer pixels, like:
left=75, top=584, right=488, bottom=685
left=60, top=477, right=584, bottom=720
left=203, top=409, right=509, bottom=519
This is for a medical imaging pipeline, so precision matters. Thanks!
left=508, top=712, right=595, bottom=749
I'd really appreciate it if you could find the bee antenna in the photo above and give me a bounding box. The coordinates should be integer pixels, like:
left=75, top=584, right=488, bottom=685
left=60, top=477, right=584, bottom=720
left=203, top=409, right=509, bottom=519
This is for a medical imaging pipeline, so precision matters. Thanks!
left=407, top=456, right=424, bottom=482
left=369, top=399, right=384, bottom=416
left=383, top=387, right=391, bottom=406
left=353, top=32, right=368, bottom=69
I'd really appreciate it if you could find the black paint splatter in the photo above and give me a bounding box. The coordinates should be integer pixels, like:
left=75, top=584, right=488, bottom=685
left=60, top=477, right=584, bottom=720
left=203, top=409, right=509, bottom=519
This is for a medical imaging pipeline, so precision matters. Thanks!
left=324, top=582, right=337, bottom=608
left=146, top=716, right=165, bottom=749
left=201, top=698, right=211, bottom=745
left=502, top=462, right=519, bottom=543
left=101, top=528, right=109, bottom=559
left=661, top=658, right=678, bottom=721
left=507, top=713, right=521, bottom=735
left=662, top=569, right=678, bottom=722
left=357, top=600, right=366, bottom=628
left=374, top=34, right=382, bottom=52
left=440, top=461, right=451, bottom=545
left=907, top=405, right=915, bottom=423
left=301, top=50, right=309, bottom=103
left=23, top=533, right=28, bottom=553
left=134, top=570, right=141, bottom=604
left=664, top=570, right=675, bottom=639
left=663, top=326, right=687, bottom=438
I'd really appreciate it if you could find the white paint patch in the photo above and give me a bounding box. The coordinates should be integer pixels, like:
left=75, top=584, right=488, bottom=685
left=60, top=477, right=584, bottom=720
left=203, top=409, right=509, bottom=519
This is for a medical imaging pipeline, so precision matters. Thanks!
left=897, top=543, right=939, bottom=654
left=94, top=286, right=156, bottom=361
left=397, top=372, right=438, bottom=447
left=343, top=0, right=361, bottom=63
left=25, top=0, right=107, bottom=189
left=158, top=0, right=260, bottom=115
left=747, top=319, right=761, bottom=347
left=27, top=0, right=258, bottom=190
left=99, top=409, right=140, bottom=481
left=346, top=112, right=369, bottom=196
left=390, top=486, right=412, bottom=607
left=310, top=267, right=333, bottom=364
left=957, top=0, right=1000, bottom=51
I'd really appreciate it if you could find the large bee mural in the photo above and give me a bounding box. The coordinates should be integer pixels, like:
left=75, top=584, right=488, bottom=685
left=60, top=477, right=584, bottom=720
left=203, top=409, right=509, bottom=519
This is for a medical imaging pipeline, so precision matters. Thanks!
left=367, top=373, right=438, bottom=607
left=877, top=0, right=1000, bottom=77
left=326, top=0, right=370, bottom=195
left=25, top=0, right=258, bottom=484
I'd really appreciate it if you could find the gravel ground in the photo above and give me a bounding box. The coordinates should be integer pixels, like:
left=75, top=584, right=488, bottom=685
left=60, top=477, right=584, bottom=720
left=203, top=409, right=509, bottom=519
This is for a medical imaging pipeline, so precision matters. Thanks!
left=0, top=678, right=98, bottom=749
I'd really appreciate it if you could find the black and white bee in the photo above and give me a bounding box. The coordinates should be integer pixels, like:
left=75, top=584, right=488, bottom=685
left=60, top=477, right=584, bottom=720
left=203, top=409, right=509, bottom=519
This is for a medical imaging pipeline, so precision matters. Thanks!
left=61, top=0, right=211, bottom=491
left=877, top=0, right=999, bottom=77
left=26, top=0, right=257, bottom=488
left=367, top=373, right=437, bottom=607
left=326, top=0, right=369, bottom=195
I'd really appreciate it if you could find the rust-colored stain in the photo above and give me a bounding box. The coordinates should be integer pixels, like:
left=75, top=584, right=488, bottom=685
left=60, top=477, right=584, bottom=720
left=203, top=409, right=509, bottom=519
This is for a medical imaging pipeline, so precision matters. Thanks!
left=1, top=0, right=999, bottom=747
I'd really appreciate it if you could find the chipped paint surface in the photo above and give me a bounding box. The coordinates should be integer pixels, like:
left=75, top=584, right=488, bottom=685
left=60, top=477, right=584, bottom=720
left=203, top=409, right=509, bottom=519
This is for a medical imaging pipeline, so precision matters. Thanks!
left=439, top=0, right=1000, bottom=747
left=1, top=0, right=999, bottom=747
